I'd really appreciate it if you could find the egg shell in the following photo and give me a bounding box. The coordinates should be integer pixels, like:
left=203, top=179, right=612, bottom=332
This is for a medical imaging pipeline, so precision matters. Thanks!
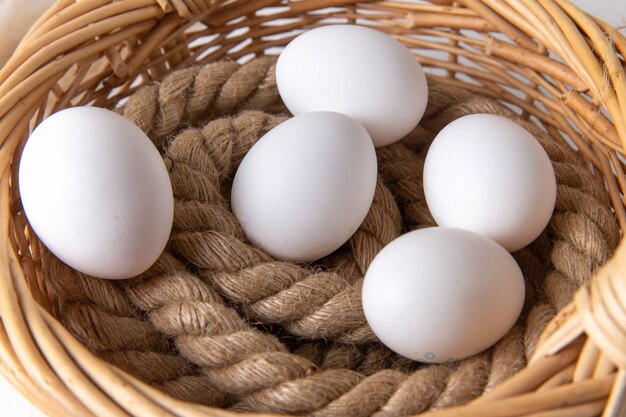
left=276, top=24, right=428, bottom=147
left=231, top=111, right=377, bottom=262
left=362, top=227, right=525, bottom=363
left=423, top=114, right=557, bottom=252
left=18, top=107, right=173, bottom=280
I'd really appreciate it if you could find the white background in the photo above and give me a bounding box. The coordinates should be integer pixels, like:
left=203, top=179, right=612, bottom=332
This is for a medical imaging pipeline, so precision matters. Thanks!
left=1, top=1, right=625, bottom=416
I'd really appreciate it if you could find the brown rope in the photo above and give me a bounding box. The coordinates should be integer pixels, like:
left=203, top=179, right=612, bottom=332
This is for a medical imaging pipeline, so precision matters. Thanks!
left=121, top=111, right=598, bottom=413
left=46, top=57, right=619, bottom=414
left=165, top=111, right=396, bottom=343
left=123, top=249, right=501, bottom=415
left=43, top=253, right=225, bottom=406
left=166, top=112, right=618, bottom=348
left=120, top=56, right=284, bottom=149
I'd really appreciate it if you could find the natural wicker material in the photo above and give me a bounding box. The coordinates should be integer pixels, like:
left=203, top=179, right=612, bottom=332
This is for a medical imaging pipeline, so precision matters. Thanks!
left=0, top=1, right=625, bottom=417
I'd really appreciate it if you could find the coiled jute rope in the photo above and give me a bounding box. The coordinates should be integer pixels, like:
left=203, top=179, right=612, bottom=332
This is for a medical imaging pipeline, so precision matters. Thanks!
left=43, top=57, right=619, bottom=415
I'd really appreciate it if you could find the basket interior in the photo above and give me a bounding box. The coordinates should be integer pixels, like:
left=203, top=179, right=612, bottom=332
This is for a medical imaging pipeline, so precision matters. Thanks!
left=1, top=1, right=625, bottom=416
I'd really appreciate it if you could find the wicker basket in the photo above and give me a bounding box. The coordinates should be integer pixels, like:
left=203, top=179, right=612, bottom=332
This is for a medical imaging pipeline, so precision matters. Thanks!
left=0, top=0, right=625, bottom=416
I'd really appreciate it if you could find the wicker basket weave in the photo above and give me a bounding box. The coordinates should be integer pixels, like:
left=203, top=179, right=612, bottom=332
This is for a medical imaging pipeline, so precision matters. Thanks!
left=0, top=1, right=625, bottom=416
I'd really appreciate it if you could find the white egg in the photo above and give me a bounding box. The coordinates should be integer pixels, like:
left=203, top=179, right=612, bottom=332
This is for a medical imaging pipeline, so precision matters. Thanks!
left=231, top=111, right=377, bottom=262
left=19, top=107, right=173, bottom=280
left=362, top=227, right=525, bottom=363
left=423, top=114, right=556, bottom=252
left=276, top=25, right=428, bottom=148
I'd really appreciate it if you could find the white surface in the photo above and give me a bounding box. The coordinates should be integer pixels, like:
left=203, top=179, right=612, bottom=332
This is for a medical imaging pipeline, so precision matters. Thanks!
left=1, top=1, right=624, bottom=417
left=575, top=0, right=626, bottom=27
left=362, top=227, right=525, bottom=363
left=0, top=377, right=43, bottom=417
left=0, top=0, right=56, bottom=66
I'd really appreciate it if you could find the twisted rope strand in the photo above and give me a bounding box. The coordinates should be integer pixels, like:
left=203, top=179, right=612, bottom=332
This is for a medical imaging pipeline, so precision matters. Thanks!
left=119, top=57, right=284, bottom=148
left=166, top=111, right=405, bottom=343
left=165, top=108, right=618, bottom=349
left=124, top=250, right=498, bottom=416
left=44, top=253, right=225, bottom=405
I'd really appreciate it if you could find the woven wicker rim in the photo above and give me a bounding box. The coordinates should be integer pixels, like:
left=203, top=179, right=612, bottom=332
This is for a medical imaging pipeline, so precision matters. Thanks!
left=0, top=1, right=625, bottom=416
